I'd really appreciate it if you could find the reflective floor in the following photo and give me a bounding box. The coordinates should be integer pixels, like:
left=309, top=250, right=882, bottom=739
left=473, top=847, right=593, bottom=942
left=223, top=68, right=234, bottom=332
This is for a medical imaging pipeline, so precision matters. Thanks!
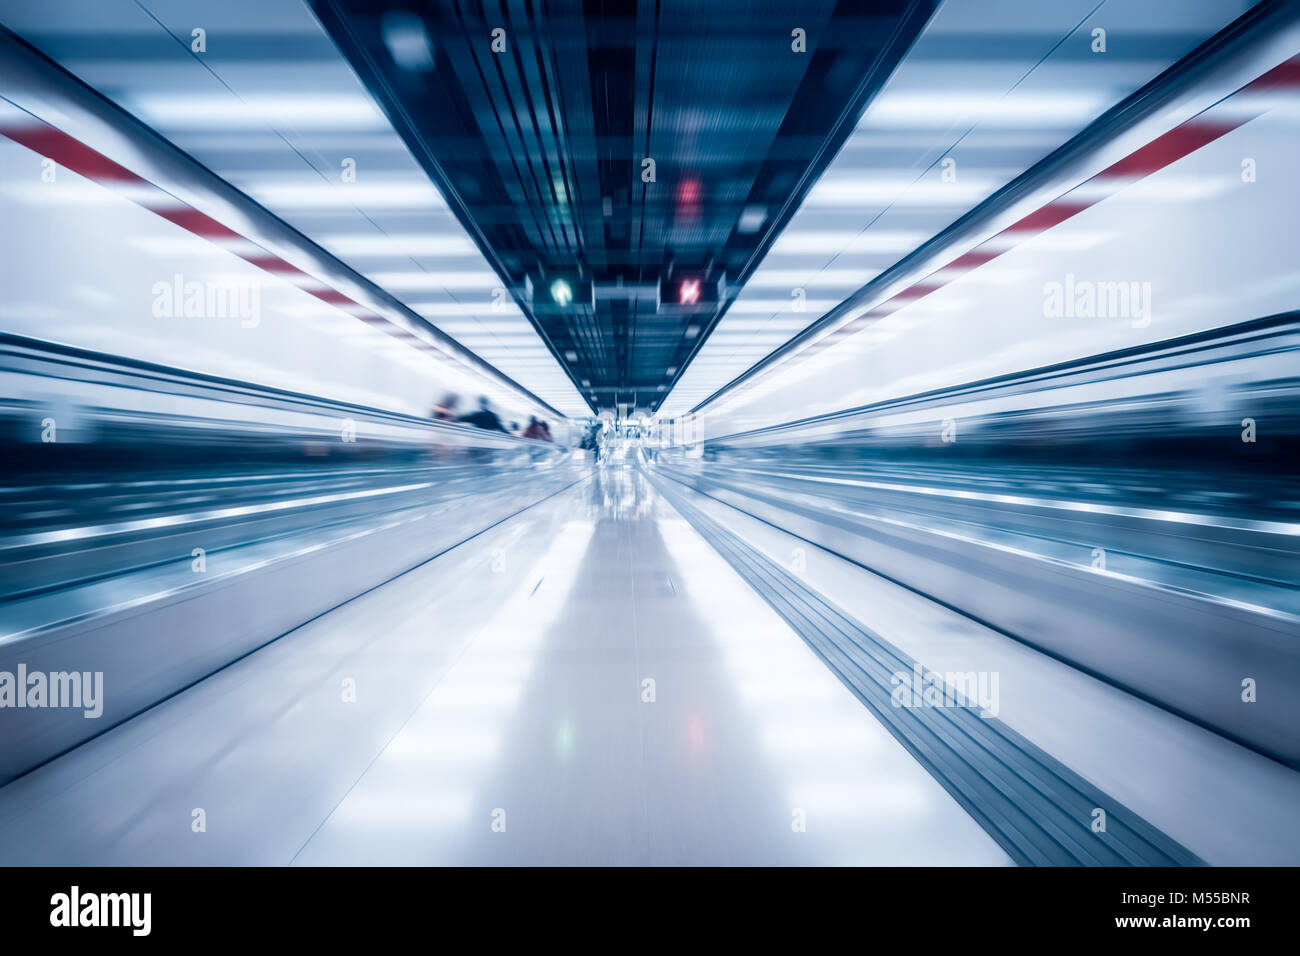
left=0, top=466, right=1010, bottom=865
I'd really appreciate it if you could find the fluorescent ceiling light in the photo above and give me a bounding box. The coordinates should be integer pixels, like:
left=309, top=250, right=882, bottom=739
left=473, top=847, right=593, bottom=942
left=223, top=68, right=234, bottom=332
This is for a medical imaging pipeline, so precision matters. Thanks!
left=709, top=326, right=797, bottom=338
left=737, top=205, right=767, bottom=233
left=725, top=298, right=838, bottom=314
left=321, top=234, right=477, bottom=256
left=433, top=321, right=528, bottom=334
left=381, top=11, right=436, bottom=72
left=768, top=230, right=924, bottom=254
left=744, top=269, right=878, bottom=289
left=370, top=271, right=500, bottom=290
left=132, top=94, right=391, bottom=130
left=804, top=177, right=997, bottom=206
left=456, top=334, right=542, bottom=344
left=414, top=303, right=524, bottom=317
left=860, top=91, right=1109, bottom=129
left=711, top=320, right=809, bottom=333
left=244, top=181, right=444, bottom=209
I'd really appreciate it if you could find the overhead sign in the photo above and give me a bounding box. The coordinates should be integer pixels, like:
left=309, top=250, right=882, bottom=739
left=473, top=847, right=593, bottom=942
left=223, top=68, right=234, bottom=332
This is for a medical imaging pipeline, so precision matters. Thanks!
left=526, top=272, right=593, bottom=311
left=658, top=273, right=724, bottom=312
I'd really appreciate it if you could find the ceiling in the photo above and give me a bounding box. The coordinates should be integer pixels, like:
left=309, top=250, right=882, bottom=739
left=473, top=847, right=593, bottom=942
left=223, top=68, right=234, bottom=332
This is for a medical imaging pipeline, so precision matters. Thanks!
left=661, top=0, right=1261, bottom=417
left=312, top=0, right=937, bottom=411
left=0, top=0, right=1262, bottom=420
left=0, top=0, right=594, bottom=417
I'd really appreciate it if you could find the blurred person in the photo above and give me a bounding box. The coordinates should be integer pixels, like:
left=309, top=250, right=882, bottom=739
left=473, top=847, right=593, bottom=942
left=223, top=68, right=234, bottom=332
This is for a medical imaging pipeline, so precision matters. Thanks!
left=428, top=393, right=464, bottom=462
left=458, top=395, right=507, bottom=433
left=432, top=393, right=460, bottom=422
left=523, top=416, right=552, bottom=441
left=580, top=422, right=604, bottom=461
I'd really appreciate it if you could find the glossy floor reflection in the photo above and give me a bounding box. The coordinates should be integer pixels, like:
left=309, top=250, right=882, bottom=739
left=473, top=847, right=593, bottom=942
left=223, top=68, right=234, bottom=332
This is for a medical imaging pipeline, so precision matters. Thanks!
left=0, top=464, right=1008, bottom=865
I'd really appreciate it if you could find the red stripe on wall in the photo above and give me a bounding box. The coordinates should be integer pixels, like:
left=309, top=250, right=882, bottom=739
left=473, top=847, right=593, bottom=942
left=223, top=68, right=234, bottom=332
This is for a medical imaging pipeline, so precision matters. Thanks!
left=712, top=53, right=1297, bottom=408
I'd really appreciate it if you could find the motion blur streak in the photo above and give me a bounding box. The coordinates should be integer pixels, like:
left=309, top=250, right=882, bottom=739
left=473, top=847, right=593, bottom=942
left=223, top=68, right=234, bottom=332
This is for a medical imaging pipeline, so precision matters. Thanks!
left=0, top=0, right=1297, bottom=867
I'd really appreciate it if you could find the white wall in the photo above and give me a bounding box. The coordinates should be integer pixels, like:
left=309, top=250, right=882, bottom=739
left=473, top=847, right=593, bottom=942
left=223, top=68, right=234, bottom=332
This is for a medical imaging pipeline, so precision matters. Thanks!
left=0, top=134, right=562, bottom=434
left=688, top=80, right=1299, bottom=441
